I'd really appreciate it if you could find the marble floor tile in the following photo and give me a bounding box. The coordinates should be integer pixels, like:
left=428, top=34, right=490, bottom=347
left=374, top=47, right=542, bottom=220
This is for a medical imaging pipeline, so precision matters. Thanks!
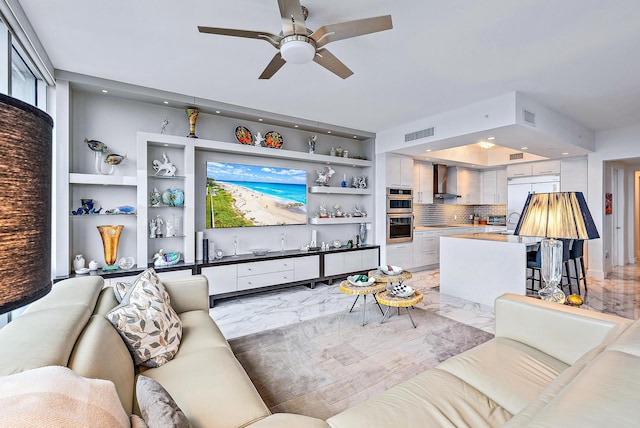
left=210, top=264, right=640, bottom=339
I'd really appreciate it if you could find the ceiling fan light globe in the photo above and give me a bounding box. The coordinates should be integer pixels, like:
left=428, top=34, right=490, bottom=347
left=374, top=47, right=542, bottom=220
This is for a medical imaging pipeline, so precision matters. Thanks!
left=281, top=39, right=315, bottom=64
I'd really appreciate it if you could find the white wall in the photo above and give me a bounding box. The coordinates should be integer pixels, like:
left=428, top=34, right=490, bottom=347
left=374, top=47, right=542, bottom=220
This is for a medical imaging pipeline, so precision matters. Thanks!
left=588, top=124, right=640, bottom=278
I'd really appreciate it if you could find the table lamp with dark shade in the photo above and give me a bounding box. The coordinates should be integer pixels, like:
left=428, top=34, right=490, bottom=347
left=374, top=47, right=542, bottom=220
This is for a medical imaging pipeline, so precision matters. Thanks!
left=514, top=192, right=599, bottom=303
left=0, top=94, right=53, bottom=315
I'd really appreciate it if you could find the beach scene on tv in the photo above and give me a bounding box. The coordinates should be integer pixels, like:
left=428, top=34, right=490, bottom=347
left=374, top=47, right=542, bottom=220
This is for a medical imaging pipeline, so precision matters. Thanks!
left=206, top=161, right=307, bottom=228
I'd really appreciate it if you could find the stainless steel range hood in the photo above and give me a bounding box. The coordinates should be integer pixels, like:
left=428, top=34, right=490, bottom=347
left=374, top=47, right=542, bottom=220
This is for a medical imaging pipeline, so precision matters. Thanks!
left=433, top=164, right=461, bottom=199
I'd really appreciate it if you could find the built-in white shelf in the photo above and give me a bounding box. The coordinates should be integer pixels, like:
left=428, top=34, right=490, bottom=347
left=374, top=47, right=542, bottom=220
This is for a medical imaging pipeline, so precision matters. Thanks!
left=309, top=217, right=372, bottom=225
left=70, top=213, right=137, bottom=218
left=69, top=173, right=137, bottom=186
left=308, top=186, right=372, bottom=195
left=148, top=175, right=186, bottom=180
left=139, top=132, right=373, bottom=168
left=148, top=235, right=186, bottom=239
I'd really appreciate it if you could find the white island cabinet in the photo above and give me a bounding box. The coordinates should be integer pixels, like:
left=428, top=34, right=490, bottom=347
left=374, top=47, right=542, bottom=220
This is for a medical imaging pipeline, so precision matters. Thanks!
left=439, top=233, right=539, bottom=307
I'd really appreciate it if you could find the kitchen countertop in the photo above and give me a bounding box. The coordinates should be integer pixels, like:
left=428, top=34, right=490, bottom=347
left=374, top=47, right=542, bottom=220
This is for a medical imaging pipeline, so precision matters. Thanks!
left=414, top=224, right=506, bottom=231
left=445, top=232, right=540, bottom=247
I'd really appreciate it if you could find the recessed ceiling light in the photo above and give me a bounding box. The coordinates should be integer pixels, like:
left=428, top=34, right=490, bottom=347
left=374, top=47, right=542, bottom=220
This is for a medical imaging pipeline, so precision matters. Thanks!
left=294, top=125, right=298, bottom=128
left=163, top=144, right=169, bottom=147
left=562, top=152, right=569, bottom=155
left=425, top=149, right=432, bottom=152
left=327, top=131, right=331, bottom=134
left=353, top=136, right=357, bottom=139
left=478, top=141, right=495, bottom=149
left=258, top=118, right=263, bottom=122
left=101, top=89, right=108, bottom=93
left=163, top=101, right=169, bottom=105
left=521, top=146, right=528, bottom=150
left=487, top=136, right=495, bottom=140
left=215, top=110, right=221, bottom=114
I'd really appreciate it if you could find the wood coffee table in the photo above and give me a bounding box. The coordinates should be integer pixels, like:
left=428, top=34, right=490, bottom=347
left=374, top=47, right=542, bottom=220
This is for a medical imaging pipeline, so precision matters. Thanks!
left=339, top=280, right=386, bottom=326
left=376, top=290, right=424, bottom=328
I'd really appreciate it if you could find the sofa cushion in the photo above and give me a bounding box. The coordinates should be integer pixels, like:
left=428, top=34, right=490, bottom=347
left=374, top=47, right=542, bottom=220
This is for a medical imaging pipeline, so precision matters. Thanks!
left=251, top=414, right=330, bottom=428
left=139, top=347, right=271, bottom=428
left=136, top=375, right=189, bottom=428
left=326, top=368, right=512, bottom=428
left=68, top=315, right=135, bottom=414
left=94, top=286, right=120, bottom=316
left=175, top=310, right=231, bottom=357
left=436, top=337, right=568, bottom=415
left=107, top=268, right=182, bottom=367
left=0, top=365, right=130, bottom=428
left=519, top=349, right=640, bottom=426
left=24, top=276, right=103, bottom=314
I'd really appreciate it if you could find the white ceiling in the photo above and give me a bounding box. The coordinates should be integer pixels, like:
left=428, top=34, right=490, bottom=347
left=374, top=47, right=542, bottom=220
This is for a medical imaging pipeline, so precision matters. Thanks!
left=17, top=0, right=640, bottom=145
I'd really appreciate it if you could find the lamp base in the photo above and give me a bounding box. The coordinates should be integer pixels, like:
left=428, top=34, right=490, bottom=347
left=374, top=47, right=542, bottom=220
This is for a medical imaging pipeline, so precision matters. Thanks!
left=102, top=264, right=119, bottom=272
left=538, top=284, right=566, bottom=304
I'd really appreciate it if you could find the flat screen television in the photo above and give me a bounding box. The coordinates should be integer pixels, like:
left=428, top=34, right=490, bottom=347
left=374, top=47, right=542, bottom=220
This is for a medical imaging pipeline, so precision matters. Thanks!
left=206, top=161, right=307, bottom=228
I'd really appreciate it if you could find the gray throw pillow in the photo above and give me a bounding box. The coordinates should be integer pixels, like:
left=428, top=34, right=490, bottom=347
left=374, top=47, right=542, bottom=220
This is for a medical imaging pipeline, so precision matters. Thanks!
left=136, top=375, right=189, bottom=428
left=107, top=268, right=182, bottom=367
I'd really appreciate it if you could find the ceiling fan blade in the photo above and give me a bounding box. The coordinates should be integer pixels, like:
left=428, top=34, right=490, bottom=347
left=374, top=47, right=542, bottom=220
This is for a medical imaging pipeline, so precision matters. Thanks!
left=198, top=26, right=282, bottom=49
left=259, top=52, right=287, bottom=79
left=311, top=15, right=393, bottom=48
left=313, top=48, right=353, bottom=79
left=277, top=0, right=307, bottom=35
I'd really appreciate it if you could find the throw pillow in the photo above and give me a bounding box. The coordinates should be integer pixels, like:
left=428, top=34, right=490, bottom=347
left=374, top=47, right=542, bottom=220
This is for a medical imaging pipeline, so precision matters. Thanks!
left=114, top=270, right=145, bottom=303
left=0, top=366, right=130, bottom=428
left=107, top=268, right=182, bottom=367
left=136, top=375, right=189, bottom=428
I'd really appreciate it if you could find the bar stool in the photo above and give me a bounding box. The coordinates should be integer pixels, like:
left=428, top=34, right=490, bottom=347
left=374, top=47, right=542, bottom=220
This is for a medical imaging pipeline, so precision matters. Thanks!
left=569, top=239, right=587, bottom=295
left=559, top=239, right=573, bottom=295
left=526, top=245, right=542, bottom=293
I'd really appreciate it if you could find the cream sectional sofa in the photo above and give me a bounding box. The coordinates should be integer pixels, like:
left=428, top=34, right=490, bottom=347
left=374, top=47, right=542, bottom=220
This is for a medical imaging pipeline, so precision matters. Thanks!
left=327, top=293, right=640, bottom=427
left=0, top=275, right=328, bottom=428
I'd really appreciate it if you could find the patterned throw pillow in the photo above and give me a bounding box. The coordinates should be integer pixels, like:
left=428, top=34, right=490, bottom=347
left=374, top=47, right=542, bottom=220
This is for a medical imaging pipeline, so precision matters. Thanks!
left=107, top=268, right=182, bottom=367
left=136, top=375, right=189, bottom=428
left=114, top=271, right=145, bottom=303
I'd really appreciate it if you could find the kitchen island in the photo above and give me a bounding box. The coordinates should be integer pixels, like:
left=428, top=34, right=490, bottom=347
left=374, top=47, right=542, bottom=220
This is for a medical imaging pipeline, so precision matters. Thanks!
left=439, top=233, right=540, bottom=307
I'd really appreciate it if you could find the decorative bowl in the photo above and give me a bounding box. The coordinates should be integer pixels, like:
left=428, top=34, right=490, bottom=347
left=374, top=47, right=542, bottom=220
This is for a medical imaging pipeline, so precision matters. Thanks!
left=74, top=267, right=90, bottom=275
left=347, top=274, right=375, bottom=287
left=251, top=249, right=269, bottom=256
left=379, top=265, right=403, bottom=275
left=333, top=240, right=342, bottom=248
left=388, top=283, right=414, bottom=298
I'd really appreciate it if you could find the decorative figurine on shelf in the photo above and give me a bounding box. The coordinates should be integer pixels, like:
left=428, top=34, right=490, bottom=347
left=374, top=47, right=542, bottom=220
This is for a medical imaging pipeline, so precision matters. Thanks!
left=152, top=152, right=177, bottom=176
left=341, top=174, right=347, bottom=188
left=153, top=249, right=181, bottom=267
left=254, top=132, right=265, bottom=147
left=334, top=204, right=343, bottom=217
left=308, top=135, right=317, bottom=154
left=319, top=202, right=328, bottom=218
left=155, top=215, right=164, bottom=237
left=353, top=203, right=367, bottom=217
left=315, top=165, right=335, bottom=186
left=351, top=175, right=367, bottom=189
left=165, top=216, right=175, bottom=237
left=150, top=187, right=161, bottom=207
left=161, top=116, right=169, bottom=134
left=149, top=218, right=157, bottom=238
left=83, top=137, right=127, bottom=175
left=186, top=108, right=199, bottom=138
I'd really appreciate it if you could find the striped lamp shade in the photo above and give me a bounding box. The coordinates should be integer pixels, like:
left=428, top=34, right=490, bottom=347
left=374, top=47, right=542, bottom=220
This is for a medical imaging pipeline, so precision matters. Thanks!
left=514, top=192, right=599, bottom=239
left=0, top=94, right=53, bottom=314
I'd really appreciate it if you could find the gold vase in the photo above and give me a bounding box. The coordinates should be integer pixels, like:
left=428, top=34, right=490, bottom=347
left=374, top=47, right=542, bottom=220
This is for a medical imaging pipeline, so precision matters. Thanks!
left=186, top=108, right=199, bottom=138
left=97, top=225, right=124, bottom=270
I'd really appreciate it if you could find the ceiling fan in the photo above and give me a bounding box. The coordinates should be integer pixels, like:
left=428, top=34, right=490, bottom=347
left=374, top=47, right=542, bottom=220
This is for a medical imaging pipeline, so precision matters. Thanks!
left=198, top=0, right=392, bottom=79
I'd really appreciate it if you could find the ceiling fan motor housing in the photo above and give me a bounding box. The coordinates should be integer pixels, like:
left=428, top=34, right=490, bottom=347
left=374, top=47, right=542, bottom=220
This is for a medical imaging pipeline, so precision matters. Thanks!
left=280, top=35, right=316, bottom=64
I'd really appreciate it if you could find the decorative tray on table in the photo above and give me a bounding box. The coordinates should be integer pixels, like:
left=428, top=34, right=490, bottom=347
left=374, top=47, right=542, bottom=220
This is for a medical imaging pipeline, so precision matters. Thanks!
left=347, top=274, right=375, bottom=287
left=378, top=265, right=403, bottom=275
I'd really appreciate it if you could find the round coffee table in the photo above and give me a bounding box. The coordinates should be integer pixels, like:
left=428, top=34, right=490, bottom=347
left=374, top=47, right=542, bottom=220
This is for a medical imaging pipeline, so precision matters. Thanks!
left=339, top=280, right=387, bottom=326
left=376, top=290, right=424, bottom=328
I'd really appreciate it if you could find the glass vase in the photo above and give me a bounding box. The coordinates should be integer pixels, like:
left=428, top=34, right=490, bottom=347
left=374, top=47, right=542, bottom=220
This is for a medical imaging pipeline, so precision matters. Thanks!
left=97, top=225, right=124, bottom=271
left=539, top=238, right=566, bottom=303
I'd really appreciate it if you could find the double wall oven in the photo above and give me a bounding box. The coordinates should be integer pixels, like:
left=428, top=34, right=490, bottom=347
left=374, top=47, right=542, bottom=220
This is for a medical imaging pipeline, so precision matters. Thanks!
left=386, top=188, right=414, bottom=243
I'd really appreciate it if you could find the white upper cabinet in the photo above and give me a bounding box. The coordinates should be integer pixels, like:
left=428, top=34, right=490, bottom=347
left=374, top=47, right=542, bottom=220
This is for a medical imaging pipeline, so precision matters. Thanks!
left=531, top=160, right=561, bottom=176
left=447, top=167, right=480, bottom=204
left=506, top=163, right=532, bottom=178
left=482, top=168, right=507, bottom=204
left=386, top=154, right=414, bottom=188
left=413, top=161, right=433, bottom=204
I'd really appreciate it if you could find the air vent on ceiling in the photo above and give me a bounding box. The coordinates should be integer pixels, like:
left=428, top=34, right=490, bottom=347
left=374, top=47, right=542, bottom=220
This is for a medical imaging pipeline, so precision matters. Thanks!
left=405, top=126, right=435, bottom=142
left=510, top=152, right=524, bottom=160
left=523, top=109, right=536, bottom=126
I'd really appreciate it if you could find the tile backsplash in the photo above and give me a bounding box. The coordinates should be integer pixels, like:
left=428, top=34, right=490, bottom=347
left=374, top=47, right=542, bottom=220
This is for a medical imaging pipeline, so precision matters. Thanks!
left=414, top=204, right=506, bottom=226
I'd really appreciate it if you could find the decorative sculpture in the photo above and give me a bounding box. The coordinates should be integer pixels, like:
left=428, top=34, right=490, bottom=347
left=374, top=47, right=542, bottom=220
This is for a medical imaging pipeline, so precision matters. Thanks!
left=152, top=152, right=176, bottom=176
left=254, top=132, right=265, bottom=147
left=308, top=135, right=317, bottom=153
left=83, top=137, right=126, bottom=175
left=315, top=165, right=335, bottom=186
left=97, top=225, right=124, bottom=271
left=150, top=187, right=161, bottom=206
left=161, top=116, right=169, bottom=134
